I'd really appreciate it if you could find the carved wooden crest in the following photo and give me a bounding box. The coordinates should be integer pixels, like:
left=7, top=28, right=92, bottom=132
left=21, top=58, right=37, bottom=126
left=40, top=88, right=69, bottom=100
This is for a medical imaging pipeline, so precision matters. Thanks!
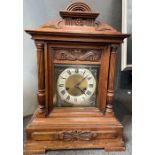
left=54, top=49, right=101, bottom=61
left=41, top=1, right=118, bottom=33
left=60, top=1, right=99, bottom=27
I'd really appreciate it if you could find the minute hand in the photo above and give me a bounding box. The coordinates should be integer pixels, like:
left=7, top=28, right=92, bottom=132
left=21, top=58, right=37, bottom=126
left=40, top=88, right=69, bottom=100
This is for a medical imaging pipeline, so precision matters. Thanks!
left=75, top=75, right=88, bottom=87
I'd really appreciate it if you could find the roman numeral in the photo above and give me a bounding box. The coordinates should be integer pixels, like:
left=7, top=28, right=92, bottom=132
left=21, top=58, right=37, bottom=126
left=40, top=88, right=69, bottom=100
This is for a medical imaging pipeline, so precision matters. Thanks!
left=60, top=76, right=66, bottom=79
left=82, top=96, right=85, bottom=100
left=58, top=84, right=64, bottom=87
left=89, top=84, right=94, bottom=88
left=83, top=70, right=86, bottom=75
left=75, top=68, right=79, bottom=73
left=74, top=98, right=77, bottom=102
left=67, top=70, right=71, bottom=75
left=87, top=77, right=92, bottom=80
left=61, top=90, right=66, bottom=95
left=66, top=95, right=70, bottom=101
left=86, top=90, right=91, bottom=96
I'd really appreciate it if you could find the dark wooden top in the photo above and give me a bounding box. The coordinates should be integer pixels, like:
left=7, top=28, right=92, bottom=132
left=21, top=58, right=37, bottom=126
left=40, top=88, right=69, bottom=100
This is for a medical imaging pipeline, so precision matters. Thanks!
left=25, top=1, right=129, bottom=43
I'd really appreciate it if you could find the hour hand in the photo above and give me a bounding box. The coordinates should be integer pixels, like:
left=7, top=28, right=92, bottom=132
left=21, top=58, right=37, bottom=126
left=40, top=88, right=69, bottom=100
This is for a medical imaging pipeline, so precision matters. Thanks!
left=75, top=86, right=86, bottom=95
left=66, top=87, right=70, bottom=90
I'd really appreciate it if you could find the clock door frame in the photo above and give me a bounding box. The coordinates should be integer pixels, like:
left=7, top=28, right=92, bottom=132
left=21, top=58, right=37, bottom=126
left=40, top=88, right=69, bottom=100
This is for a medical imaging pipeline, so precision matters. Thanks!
left=44, top=41, right=111, bottom=114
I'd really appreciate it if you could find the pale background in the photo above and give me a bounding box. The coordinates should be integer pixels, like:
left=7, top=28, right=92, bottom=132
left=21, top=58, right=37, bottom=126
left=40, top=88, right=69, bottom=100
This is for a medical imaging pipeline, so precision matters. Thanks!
left=23, top=0, right=122, bottom=116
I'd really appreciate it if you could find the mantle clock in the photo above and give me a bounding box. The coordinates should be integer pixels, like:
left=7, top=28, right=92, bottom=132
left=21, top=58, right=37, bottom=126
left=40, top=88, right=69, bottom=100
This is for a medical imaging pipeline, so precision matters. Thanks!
left=24, top=1, right=129, bottom=154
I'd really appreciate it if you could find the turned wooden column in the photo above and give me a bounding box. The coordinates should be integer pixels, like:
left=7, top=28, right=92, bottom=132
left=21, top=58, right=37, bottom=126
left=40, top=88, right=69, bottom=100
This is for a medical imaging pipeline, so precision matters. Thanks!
left=106, top=45, right=118, bottom=116
left=35, top=41, right=46, bottom=117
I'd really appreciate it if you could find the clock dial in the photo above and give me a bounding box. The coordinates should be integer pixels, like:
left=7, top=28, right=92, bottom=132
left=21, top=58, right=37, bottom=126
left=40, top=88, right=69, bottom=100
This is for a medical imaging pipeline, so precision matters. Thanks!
left=57, top=68, right=96, bottom=105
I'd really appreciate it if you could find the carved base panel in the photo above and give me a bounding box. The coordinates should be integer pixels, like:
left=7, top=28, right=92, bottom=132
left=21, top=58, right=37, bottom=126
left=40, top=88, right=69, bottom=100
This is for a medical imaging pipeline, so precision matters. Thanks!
left=24, top=139, right=125, bottom=154
left=24, top=108, right=125, bottom=154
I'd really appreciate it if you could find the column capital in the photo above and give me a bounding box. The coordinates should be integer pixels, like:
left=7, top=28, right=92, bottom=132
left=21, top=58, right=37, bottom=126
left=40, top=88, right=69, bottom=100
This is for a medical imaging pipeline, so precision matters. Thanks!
left=110, top=44, right=119, bottom=53
left=35, top=41, right=44, bottom=50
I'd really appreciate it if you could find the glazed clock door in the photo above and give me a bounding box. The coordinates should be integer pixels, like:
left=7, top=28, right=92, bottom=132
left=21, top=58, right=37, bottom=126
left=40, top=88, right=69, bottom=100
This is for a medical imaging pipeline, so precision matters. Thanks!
left=54, top=64, right=99, bottom=107
left=47, top=46, right=110, bottom=113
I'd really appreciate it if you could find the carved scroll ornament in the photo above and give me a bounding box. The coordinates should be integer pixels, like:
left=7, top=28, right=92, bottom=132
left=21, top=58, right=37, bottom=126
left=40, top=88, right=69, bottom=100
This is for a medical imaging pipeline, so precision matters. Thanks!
left=42, top=20, right=64, bottom=29
left=57, top=130, right=97, bottom=141
left=54, top=49, right=101, bottom=61
left=95, top=21, right=118, bottom=32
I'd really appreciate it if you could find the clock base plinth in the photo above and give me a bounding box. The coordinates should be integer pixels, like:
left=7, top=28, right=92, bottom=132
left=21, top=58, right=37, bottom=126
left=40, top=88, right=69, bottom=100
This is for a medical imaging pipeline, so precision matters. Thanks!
left=24, top=107, right=125, bottom=154
left=24, top=139, right=125, bottom=154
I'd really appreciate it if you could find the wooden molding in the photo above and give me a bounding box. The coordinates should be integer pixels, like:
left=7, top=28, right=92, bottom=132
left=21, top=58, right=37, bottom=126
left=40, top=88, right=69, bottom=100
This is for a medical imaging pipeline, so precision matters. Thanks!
left=60, top=1, right=99, bottom=26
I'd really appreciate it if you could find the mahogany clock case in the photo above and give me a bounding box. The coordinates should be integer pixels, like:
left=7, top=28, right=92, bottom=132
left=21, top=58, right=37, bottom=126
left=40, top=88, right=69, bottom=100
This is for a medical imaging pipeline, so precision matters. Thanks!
left=24, top=1, right=130, bottom=154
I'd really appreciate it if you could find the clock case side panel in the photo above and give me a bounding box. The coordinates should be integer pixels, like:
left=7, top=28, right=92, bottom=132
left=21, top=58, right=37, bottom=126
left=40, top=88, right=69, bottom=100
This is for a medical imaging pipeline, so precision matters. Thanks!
left=44, top=43, right=54, bottom=114
left=97, top=46, right=111, bottom=113
left=45, top=42, right=111, bottom=115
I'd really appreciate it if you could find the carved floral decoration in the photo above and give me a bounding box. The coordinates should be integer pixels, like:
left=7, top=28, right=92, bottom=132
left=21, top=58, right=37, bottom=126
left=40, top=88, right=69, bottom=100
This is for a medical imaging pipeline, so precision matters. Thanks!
left=57, top=130, right=97, bottom=141
left=54, top=49, right=101, bottom=61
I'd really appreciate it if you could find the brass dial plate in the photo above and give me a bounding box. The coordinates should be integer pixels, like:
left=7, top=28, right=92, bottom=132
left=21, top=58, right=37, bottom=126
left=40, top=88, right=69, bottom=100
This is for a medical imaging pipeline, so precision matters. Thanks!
left=54, top=64, right=99, bottom=107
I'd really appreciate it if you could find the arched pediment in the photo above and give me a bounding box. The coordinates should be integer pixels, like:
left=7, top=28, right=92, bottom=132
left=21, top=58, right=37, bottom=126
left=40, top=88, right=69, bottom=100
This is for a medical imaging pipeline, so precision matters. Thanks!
left=59, top=1, right=99, bottom=26
left=66, top=2, right=92, bottom=12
